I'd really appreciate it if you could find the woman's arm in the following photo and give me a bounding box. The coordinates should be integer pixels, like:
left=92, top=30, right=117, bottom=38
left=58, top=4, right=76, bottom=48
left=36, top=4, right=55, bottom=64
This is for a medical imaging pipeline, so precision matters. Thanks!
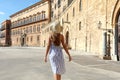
left=61, top=34, right=72, bottom=61
left=44, top=37, right=51, bottom=62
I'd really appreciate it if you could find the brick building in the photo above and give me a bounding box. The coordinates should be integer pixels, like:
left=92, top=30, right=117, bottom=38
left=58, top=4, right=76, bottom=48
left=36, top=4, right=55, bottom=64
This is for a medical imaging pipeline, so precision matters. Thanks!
left=0, top=20, right=11, bottom=46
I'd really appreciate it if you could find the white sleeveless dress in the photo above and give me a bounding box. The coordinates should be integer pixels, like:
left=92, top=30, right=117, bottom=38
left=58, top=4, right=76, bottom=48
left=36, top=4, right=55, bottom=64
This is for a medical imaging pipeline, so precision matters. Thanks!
left=49, top=43, right=65, bottom=75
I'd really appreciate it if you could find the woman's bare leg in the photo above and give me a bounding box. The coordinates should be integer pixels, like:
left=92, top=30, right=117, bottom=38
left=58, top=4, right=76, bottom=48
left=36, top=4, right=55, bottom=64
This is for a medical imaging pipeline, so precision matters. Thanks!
left=54, top=74, right=61, bottom=80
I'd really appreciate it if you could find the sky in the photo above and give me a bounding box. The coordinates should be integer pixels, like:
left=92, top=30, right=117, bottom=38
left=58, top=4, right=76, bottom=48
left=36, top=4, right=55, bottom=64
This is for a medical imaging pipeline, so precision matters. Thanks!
left=0, top=0, right=41, bottom=27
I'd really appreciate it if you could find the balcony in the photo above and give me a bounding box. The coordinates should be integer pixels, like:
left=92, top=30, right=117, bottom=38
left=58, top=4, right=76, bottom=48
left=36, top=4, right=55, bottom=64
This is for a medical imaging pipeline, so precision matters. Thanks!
left=11, top=18, right=48, bottom=29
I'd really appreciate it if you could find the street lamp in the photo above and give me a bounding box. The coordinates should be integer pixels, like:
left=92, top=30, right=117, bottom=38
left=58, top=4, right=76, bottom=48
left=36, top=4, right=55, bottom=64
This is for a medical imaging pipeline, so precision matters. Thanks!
left=98, top=21, right=102, bottom=29
left=97, top=21, right=113, bottom=34
left=62, top=19, right=71, bottom=25
left=97, top=20, right=115, bottom=60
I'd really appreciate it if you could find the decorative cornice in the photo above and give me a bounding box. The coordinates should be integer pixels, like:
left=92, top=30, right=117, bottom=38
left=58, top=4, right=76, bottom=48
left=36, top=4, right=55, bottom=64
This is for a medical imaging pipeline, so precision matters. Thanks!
left=11, top=18, right=48, bottom=29
left=10, top=0, right=48, bottom=18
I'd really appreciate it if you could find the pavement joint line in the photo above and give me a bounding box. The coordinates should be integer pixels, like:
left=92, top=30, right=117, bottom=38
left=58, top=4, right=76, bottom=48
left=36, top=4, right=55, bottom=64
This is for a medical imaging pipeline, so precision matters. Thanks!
left=86, top=64, right=110, bottom=67
left=70, top=60, right=120, bottom=75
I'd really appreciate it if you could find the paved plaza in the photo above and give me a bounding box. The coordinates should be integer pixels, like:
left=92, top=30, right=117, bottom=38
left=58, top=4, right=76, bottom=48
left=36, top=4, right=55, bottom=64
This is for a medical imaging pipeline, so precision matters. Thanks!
left=0, top=47, right=120, bottom=80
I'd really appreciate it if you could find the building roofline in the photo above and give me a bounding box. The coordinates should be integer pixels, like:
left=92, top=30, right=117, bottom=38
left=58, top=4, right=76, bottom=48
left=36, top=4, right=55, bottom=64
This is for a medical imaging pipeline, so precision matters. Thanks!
left=1, top=20, right=10, bottom=24
left=10, top=0, right=48, bottom=18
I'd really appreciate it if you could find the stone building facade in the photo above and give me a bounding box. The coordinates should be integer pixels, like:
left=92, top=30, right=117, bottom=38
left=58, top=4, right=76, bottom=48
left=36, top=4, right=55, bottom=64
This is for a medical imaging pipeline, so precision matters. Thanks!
left=42, top=0, right=120, bottom=61
left=0, top=0, right=120, bottom=61
left=0, top=20, right=11, bottom=46
left=10, top=0, right=50, bottom=47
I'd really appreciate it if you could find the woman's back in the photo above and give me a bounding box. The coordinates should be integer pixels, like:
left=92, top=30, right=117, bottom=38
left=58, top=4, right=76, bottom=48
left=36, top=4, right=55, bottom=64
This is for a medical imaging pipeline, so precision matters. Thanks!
left=51, top=33, right=61, bottom=46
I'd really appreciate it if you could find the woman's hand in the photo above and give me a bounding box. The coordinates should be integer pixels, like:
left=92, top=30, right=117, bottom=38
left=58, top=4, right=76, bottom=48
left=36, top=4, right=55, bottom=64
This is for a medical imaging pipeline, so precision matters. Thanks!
left=68, top=55, right=72, bottom=62
left=44, top=56, right=47, bottom=62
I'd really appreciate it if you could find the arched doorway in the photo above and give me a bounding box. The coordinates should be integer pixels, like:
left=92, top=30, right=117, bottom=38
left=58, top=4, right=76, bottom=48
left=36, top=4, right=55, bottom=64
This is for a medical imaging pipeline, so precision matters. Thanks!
left=20, top=33, right=26, bottom=46
left=21, top=38, right=25, bottom=46
left=116, top=12, right=120, bottom=61
left=112, top=0, right=120, bottom=61
left=113, top=9, right=120, bottom=61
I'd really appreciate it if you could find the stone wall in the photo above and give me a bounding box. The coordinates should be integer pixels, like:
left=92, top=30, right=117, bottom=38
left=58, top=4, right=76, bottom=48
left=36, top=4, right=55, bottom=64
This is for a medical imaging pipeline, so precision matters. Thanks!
left=48, top=0, right=118, bottom=57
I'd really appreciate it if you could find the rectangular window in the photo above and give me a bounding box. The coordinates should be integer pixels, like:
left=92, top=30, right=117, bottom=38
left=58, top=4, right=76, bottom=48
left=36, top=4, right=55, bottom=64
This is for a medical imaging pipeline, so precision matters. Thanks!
left=38, top=14, right=41, bottom=20
left=43, top=13, right=45, bottom=19
left=55, top=4, right=56, bottom=9
left=31, top=36, right=33, bottom=42
left=79, top=22, right=81, bottom=30
left=79, top=0, right=82, bottom=11
left=17, top=38, right=18, bottom=43
left=33, top=25, right=36, bottom=32
left=27, top=37, right=29, bottom=42
left=37, top=35, right=40, bottom=41
left=26, top=27, right=29, bottom=33
left=51, top=11, right=54, bottom=18
left=67, top=13, right=69, bottom=21
left=30, top=26, right=32, bottom=33
left=37, top=25, right=40, bottom=32
left=58, top=0, right=61, bottom=8
left=73, top=7, right=75, bottom=17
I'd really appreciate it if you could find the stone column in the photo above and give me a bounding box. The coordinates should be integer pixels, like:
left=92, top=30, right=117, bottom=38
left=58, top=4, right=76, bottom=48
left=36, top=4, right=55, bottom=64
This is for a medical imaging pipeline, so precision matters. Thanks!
left=111, top=28, right=119, bottom=61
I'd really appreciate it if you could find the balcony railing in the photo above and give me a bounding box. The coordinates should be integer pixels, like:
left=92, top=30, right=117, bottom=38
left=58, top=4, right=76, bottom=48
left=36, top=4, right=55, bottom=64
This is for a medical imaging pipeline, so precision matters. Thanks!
left=11, top=11, right=47, bottom=28
left=11, top=18, right=47, bottom=28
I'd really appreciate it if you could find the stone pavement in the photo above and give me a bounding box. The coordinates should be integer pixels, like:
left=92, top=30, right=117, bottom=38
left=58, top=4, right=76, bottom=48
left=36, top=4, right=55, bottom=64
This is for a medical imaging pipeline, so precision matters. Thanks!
left=0, top=47, right=120, bottom=80
left=72, top=55, right=120, bottom=73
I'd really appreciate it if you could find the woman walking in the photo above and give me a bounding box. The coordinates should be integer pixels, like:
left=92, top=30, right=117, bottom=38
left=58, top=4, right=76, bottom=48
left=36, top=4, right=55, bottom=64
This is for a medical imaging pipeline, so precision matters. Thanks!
left=44, top=22, right=72, bottom=80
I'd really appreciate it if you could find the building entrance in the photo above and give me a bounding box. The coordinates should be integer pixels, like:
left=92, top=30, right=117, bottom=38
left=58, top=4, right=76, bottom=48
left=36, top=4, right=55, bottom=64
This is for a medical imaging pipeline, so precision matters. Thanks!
left=21, top=38, right=24, bottom=46
left=20, top=33, right=26, bottom=46
left=117, top=13, right=120, bottom=60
